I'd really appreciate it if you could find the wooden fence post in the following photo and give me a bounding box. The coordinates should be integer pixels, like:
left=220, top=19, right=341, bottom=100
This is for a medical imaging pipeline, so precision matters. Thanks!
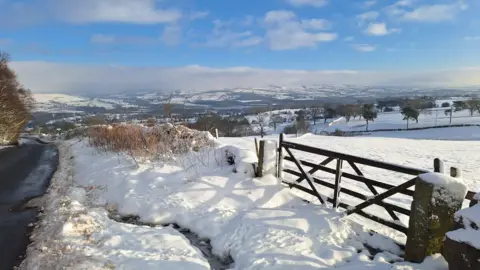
left=333, top=159, right=343, bottom=208
left=278, top=133, right=284, bottom=178
left=258, top=140, right=265, bottom=177
left=434, top=158, right=444, bottom=173
left=405, top=172, right=468, bottom=263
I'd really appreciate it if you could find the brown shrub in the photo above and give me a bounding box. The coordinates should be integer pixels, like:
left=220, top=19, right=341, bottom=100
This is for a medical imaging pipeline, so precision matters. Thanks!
left=87, top=124, right=213, bottom=166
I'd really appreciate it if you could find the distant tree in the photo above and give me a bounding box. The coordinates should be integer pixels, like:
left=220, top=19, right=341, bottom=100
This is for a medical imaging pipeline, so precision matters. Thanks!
left=337, top=104, right=354, bottom=123
left=362, top=104, right=377, bottom=131
left=163, top=92, right=174, bottom=122
left=254, top=109, right=268, bottom=138
left=465, top=98, right=480, bottom=116
left=310, top=106, right=323, bottom=125
left=269, top=115, right=284, bottom=130
left=401, top=106, right=419, bottom=129
left=441, top=102, right=450, bottom=108
left=352, top=105, right=363, bottom=120
left=453, top=101, right=467, bottom=112
left=384, top=107, right=394, bottom=112
left=324, top=107, right=336, bottom=123
left=295, top=112, right=309, bottom=134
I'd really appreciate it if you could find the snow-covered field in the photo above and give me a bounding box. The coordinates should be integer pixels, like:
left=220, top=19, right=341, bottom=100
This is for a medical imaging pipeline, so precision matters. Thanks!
left=33, top=93, right=137, bottom=112
left=23, top=132, right=480, bottom=269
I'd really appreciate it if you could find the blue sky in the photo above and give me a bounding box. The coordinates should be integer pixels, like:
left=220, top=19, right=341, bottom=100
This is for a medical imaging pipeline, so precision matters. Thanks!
left=0, top=0, right=479, bottom=93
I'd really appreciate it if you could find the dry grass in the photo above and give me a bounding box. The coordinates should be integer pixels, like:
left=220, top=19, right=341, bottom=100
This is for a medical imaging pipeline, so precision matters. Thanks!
left=87, top=124, right=213, bottom=166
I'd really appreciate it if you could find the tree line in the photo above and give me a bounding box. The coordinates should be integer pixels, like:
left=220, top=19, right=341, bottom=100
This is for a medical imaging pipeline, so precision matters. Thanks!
left=0, top=52, right=33, bottom=145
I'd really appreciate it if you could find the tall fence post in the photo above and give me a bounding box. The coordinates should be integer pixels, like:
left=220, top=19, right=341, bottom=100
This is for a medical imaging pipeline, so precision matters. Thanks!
left=278, top=133, right=284, bottom=178
left=333, top=159, right=343, bottom=208
left=405, top=170, right=468, bottom=263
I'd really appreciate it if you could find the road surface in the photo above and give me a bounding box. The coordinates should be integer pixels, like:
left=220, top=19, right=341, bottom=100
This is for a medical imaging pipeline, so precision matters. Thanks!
left=0, top=142, right=58, bottom=270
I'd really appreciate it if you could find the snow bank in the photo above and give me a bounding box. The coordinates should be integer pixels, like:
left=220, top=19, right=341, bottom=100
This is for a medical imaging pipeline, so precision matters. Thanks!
left=63, top=138, right=452, bottom=269
left=20, top=143, right=210, bottom=270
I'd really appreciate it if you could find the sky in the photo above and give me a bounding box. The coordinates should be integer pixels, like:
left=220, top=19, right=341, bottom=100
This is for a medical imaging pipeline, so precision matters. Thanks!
left=1, top=0, right=479, bottom=93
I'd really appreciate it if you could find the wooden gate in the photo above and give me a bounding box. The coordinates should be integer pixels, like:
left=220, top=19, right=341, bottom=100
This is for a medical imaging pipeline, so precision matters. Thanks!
left=278, top=134, right=477, bottom=234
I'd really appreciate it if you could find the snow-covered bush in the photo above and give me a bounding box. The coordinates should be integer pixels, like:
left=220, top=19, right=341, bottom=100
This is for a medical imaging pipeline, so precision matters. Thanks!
left=87, top=124, right=214, bottom=165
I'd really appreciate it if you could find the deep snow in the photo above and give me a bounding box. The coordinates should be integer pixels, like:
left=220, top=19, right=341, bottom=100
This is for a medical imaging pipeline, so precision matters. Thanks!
left=22, top=131, right=480, bottom=269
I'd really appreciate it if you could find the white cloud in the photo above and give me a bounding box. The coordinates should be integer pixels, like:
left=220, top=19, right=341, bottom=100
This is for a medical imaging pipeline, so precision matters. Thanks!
left=10, top=61, right=480, bottom=93
left=301, top=19, right=331, bottom=30
left=357, top=11, right=380, bottom=22
left=232, top=36, right=264, bottom=47
left=204, top=19, right=263, bottom=48
left=364, top=0, right=377, bottom=8
left=0, top=0, right=182, bottom=25
left=387, top=1, right=468, bottom=22
left=90, top=34, right=116, bottom=44
left=352, top=44, right=376, bottom=52
left=90, top=34, right=158, bottom=45
left=285, top=0, right=328, bottom=8
left=344, top=36, right=355, bottom=42
left=264, top=10, right=337, bottom=50
left=465, top=36, right=480, bottom=41
left=189, top=11, right=209, bottom=20
left=365, top=23, right=401, bottom=36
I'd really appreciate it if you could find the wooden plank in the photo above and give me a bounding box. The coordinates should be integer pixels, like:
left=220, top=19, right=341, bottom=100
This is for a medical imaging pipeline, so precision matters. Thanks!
left=333, top=159, right=343, bottom=208
left=282, top=141, right=428, bottom=176
left=284, top=169, right=410, bottom=216
left=354, top=210, right=408, bottom=234
left=348, top=161, right=399, bottom=221
left=284, top=147, right=325, bottom=204
left=346, top=178, right=416, bottom=216
left=295, top=157, right=334, bottom=183
left=284, top=157, right=415, bottom=197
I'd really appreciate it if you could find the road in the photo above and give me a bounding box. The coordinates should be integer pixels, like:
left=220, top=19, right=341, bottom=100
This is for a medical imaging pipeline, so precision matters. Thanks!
left=0, top=142, right=58, bottom=270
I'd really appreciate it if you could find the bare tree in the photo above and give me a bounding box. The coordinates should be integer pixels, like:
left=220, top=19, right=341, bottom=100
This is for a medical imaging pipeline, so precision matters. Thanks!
left=0, top=52, right=34, bottom=144
left=163, top=92, right=174, bottom=123
left=269, top=114, right=283, bottom=130
left=310, top=105, right=323, bottom=125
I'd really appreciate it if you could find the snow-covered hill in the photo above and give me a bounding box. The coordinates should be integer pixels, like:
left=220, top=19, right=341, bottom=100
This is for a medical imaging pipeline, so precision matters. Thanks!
left=33, top=93, right=137, bottom=112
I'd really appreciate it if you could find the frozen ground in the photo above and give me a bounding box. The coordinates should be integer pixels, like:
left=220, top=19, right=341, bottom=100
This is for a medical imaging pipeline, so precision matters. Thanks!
left=21, top=134, right=474, bottom=269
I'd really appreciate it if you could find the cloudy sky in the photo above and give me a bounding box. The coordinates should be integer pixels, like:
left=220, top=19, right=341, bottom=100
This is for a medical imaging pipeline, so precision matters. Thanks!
left=1, top=0, right=479, bottom=93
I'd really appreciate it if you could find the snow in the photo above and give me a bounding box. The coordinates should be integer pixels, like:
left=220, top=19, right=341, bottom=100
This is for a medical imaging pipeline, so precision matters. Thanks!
left=446, top=205, right=480, bottom=249
left=262, top=140, right=277, bottom=175
left=20, top=143, right=210, bottom=270
left=446, top=229, right=480, bottom=249
left=33, top=93, right=136, bottom=112
left=24, top=131, right=480, bottom=269
left=419, top=173, right=468, bottom=201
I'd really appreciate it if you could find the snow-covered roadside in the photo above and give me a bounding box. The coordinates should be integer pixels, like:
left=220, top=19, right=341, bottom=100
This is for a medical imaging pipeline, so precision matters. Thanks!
left=60, top=139, right=447, bottom=269
left=20, top=143, right=211, bottom=270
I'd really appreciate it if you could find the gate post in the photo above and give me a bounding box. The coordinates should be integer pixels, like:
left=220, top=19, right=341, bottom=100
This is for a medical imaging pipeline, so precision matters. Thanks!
left=278, top=133, right=284, bottom=178
left=404, top=170, right=468, bottom=263
left=257, top=140, right=278, bottom=177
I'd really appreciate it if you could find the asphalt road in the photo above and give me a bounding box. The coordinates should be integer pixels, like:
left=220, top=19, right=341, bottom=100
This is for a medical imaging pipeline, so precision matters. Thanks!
left=0, top=142, right=58, bottom=270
